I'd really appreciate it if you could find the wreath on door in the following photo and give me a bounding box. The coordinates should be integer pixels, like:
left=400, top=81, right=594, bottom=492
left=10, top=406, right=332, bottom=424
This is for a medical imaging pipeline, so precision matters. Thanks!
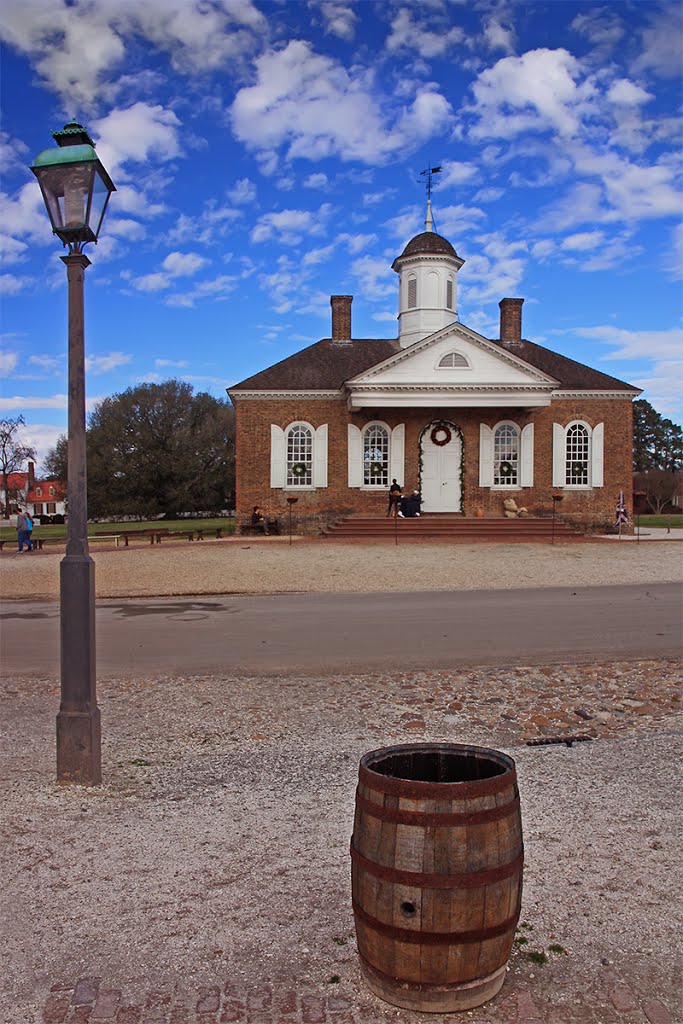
left=430, top=424, right=452, bottom=447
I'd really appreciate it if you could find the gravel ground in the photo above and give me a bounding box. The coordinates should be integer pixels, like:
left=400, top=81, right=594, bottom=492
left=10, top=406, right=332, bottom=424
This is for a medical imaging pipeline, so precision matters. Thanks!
left=2, top=535, right=682, bottom=600
left=2, top=541, right=682, bottom=1023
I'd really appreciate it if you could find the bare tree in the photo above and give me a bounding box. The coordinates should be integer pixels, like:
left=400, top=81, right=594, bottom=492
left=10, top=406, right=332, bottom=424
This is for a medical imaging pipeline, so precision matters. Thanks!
left=633, top=470, right=682, bottom=515
left=0, top=416, right=37, bottom=516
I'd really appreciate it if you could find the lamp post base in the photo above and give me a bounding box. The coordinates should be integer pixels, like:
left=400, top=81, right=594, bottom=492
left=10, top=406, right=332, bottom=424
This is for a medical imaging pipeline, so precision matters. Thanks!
left=56, top=707, right=102, bottom=785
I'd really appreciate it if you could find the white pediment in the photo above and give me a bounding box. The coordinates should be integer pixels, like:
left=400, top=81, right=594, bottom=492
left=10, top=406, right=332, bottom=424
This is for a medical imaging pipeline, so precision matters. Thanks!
left=346, top=322, right=559, bottom=409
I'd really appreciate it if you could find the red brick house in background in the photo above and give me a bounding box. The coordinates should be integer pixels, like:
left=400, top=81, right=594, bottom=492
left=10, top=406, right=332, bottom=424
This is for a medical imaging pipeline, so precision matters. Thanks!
left=228, top=206, right=641, bottom=534
left=1, top=462, right=66, bottom=520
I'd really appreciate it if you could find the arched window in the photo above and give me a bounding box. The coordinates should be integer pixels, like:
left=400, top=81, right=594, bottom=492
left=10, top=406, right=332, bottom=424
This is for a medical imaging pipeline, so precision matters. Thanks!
left=36, top=486, right=42, bottom=497
left=286, top=424, right=313, bottom=487
left=438, top=351, right=469, bottom=368
left=363, top=424, right=389, bottom=486
left=565, top=423, right=589, bottom=486
left=49, top=485, right=55, bottom=495
left=493, top=423, right=520, bottom=486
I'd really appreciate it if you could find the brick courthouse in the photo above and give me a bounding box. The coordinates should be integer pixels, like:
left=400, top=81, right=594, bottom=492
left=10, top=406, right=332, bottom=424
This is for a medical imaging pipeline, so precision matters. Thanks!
left=229, top=205, right=640, bottom=533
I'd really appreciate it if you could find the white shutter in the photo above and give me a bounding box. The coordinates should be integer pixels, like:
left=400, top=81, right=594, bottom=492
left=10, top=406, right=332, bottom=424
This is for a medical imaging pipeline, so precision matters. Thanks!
left=520, top=423, right=534, bottom=487
left=552, top=423, right=565, bottom=487
left=270, top=425, right=285, bottom=488
left=390, top=424, right=405, bottom=486
left=479, top=424, right=493, bottom=487
left=347, top=424, right=362, bottom=488
left=591, top=422, right=604, bottom=487
left=313, top=424, right=328, bottom=488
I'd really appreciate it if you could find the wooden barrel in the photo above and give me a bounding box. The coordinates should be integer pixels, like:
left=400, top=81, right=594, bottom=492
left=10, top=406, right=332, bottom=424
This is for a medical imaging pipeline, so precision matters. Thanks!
left=351, top=742, right=523, bottom=1012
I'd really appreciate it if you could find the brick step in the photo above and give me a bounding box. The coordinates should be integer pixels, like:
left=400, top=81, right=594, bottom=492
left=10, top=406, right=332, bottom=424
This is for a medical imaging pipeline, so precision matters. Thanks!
left=323, top=516, right=584, bottom=541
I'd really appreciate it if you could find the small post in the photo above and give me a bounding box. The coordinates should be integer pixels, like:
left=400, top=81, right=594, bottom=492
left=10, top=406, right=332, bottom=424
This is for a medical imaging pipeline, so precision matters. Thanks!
left=637, top=513, right=640, bottom=544
left=551, top=494, right=563, bottom=545
left=287, top=496, right=298, bottom=545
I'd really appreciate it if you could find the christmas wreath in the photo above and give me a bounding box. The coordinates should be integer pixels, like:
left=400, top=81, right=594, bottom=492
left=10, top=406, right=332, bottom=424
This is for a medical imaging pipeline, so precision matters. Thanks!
left=430, top=424, right=452, bottom=447
left=291, top=462, right=308, bottom=478
left=571, top=461, right=586, bottom=478
left=369, top=461, right=384, bottom=477
left=499, top=460, right=514, bottom=479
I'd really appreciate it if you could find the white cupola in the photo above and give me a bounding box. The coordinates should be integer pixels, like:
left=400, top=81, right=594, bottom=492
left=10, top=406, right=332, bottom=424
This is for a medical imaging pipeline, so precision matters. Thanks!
left=391, top=200, right=465, bottom=348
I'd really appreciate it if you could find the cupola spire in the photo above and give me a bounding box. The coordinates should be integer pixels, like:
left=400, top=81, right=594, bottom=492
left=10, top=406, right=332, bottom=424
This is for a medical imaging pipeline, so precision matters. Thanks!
left=425, top=198, right=434, bottom=232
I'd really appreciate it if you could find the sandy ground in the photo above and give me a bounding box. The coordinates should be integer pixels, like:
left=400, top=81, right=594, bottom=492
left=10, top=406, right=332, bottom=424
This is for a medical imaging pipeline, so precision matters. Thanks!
left=2, top=534, right=682, bottom=600
left=1, top=540, right=682, bottom=1023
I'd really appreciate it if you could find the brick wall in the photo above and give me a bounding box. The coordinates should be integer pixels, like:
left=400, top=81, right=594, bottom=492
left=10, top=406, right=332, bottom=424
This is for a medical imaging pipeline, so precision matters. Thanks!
left=234, top=397, right=634, bottom=533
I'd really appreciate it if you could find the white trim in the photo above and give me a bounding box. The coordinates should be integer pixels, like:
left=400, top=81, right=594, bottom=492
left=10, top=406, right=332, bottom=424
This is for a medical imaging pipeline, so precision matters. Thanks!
left=520, top=422, right=534, bottom=487
left=270, top=424, right=285, bottom=488
left=479, top=424, right=493, bottom=487
left=390, top=423, right=405, bottom=485
left=591, top=422, right=604, bottom=488
left=347, top=424, right=362, bottom=488
left=313, top=423, right=328, bottom=488
left=552, top=423, right=565, bottom=488
left=228, top=390, right=343, bottom=401
left=551, top=390, right=641, bottom=400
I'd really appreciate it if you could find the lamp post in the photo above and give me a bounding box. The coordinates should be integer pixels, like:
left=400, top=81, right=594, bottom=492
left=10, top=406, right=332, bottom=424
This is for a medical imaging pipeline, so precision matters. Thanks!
left=31, top=121, right=115, bottom=785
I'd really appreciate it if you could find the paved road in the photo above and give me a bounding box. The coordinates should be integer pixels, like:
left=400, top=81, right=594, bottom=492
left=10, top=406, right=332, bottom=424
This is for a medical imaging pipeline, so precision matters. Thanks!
left=1, top=583, right=680, bottom=677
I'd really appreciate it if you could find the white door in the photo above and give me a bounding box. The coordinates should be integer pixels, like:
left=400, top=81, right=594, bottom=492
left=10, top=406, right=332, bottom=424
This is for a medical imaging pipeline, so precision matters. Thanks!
left=421, top=426, right=462, bottom=512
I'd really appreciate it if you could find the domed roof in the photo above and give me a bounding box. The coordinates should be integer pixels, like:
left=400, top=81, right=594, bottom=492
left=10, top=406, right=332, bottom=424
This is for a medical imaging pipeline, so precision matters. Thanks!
left=396, top=230, right=458, bottom=260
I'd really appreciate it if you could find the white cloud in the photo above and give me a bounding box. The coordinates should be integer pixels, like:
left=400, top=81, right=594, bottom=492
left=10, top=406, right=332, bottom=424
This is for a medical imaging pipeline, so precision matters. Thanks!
left=132, top=250, right=209, bottom=292
left=93, top=102, right=182, bottom=179
left=467, top=49, right=597, bottom=140
left=462, top=232, right=528, bottom=304
left=570, top=9, right=625, bottom=51
left=573, top=325, right=683, bottom=363
left=634, top=6, right=683, bottom=78
left=482, top=14, right=515, bottom=55
left=350, top=254, right=395, bottom=300
left=86, top=352, right=133, bottom=374
left=155, top=358, right=189, bottom=368
left=607, top=79, right=653, bottom=107
left=560, top=231, right=604, bottom=252
left=0, top=393, right=68, bottom=412
left=302, top=244, right=336, bottom=267
left=29, top=354, right=61, bottom=372
left=303, top=173, right=330, bottom=190
left=0, top=0, right=267, bottom=106
left=437, top=161, right=478, bottom=188
left=386, top=7, right=465, bottom=58
left=251, top=203, right=333, bottom=244
left=227, top=178, right=257, bottom=205
left=230, top=40, right=452, bottom=166
left=312, top=1, right=358, bottom=41
left=0, top=350, right=18, bottom=374
left=0, top=273, right=28, bottom=295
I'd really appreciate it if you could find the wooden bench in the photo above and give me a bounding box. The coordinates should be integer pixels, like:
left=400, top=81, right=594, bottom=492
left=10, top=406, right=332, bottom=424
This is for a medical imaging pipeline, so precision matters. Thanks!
left=195, top=527, right=225, bottom=541
left=240, top=518, right=280, bottom=536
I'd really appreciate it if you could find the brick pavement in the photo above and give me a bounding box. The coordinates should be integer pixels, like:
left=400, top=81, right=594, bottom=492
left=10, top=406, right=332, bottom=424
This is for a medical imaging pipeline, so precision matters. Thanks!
left=37, top=966, right=681, bottom=1024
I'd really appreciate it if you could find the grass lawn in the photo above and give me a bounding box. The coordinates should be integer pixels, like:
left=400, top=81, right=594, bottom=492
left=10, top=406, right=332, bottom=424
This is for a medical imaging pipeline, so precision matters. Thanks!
left=0, top=516, right=236, bottom=544
left=633, top=514, right=682, bottom=529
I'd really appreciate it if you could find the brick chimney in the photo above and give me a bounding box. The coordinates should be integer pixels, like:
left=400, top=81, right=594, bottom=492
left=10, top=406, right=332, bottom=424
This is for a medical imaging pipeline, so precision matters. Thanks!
left=28, top=461, right=35, bottom=490
left=499, top=298, right=524, bottom=347
left=331, top=295, right=353, bottom=341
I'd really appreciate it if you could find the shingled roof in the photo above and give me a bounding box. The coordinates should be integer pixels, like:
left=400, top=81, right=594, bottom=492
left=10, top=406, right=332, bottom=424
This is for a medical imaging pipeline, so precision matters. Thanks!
left=229, top=338, right=399, bottom=391
left=229, top=332, right=638, bottom=394
left=397, top=231, right=459, bottom=260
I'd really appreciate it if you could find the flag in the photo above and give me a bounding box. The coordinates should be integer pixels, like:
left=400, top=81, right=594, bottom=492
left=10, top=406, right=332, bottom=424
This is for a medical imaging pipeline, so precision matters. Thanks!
left=616, top=491, right=628, bottom=525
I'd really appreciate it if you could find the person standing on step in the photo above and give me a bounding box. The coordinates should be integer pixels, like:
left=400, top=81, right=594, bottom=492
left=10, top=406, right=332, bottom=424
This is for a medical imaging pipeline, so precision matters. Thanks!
left=387, top=479, right=403, bottom=517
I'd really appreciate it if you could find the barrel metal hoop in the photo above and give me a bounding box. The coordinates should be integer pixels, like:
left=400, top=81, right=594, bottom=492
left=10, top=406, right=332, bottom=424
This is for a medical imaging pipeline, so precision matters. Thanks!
left=350, top=844, right=524, bottom=889
left=358, top=762, right=517, bottom=800
left=353, top=898, right=521, bottom=945
left=355, top=790, right=520, bottom=827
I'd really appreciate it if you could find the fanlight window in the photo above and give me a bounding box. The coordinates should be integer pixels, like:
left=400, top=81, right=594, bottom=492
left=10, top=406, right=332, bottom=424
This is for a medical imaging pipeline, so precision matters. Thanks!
left=438, top=351, right=469, bottom=369
left=493, top=424, right=519, bottom=486
left=286, top=425, right=313, bottom=486
left=363, top=425, right=389, bottom=486
left=566, top=423, right=589, bottom=485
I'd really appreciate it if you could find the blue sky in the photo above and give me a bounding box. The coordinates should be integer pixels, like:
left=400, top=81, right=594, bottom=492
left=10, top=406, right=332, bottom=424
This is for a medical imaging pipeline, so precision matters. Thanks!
left=1, top=0, right=681, bottom=469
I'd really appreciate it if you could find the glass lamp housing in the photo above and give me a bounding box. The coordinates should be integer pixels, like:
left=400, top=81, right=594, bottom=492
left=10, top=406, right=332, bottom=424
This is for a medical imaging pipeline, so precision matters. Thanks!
left=31, top=129, right=115, bottom=246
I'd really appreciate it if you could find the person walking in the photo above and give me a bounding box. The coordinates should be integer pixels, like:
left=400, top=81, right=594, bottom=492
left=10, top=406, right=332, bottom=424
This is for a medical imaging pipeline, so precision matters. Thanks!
left=16, top=508, right=32, bottom=552
left=387, top=479, right=402, bottom=517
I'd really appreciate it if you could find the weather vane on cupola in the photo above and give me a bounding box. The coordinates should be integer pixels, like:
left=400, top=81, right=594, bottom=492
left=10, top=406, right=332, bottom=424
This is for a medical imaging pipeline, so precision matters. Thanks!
left=420, top=164, right=441, bottom=232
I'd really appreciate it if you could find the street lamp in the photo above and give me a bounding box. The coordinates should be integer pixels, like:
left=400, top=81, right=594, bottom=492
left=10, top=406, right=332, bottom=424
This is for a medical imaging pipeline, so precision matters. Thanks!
left=31, top=121, right=115, bottom=785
